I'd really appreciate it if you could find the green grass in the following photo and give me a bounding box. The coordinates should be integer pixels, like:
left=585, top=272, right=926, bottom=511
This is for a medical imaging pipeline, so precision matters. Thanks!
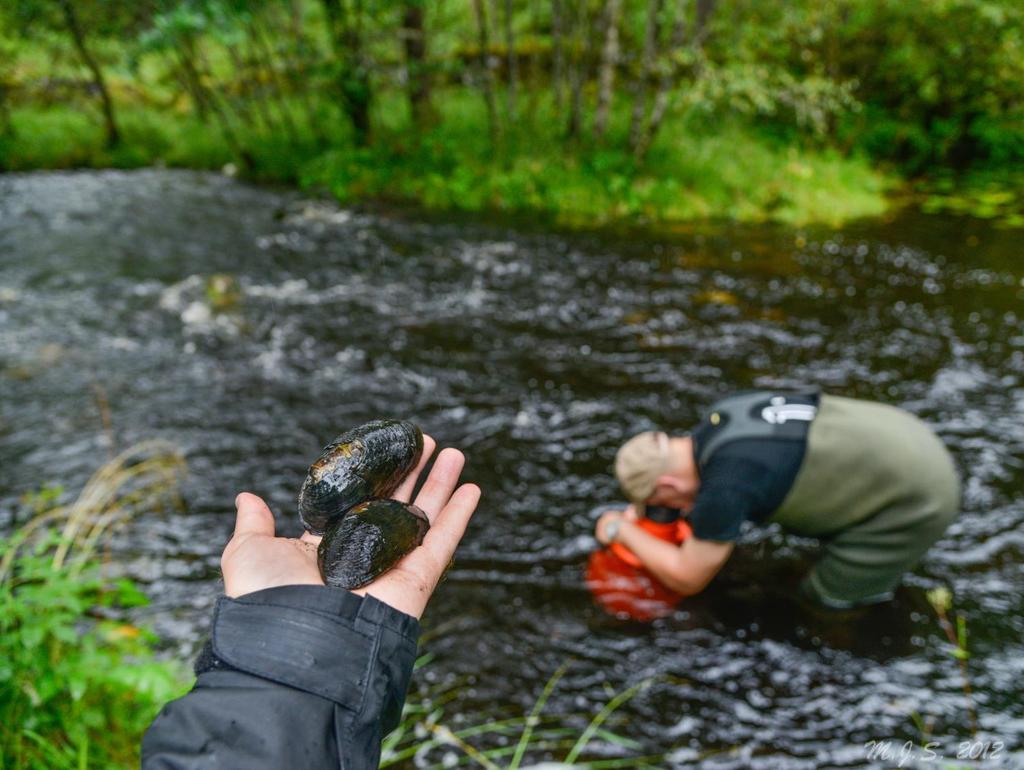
left=917, top=168, right=1024, bottom=227
left=309, top=89, right=894, bottom=227
left=0, top=105, right=233, bottom=171
left=1, top=86, right=894, bottom=227
left=381, top=660, right=661, bottom=769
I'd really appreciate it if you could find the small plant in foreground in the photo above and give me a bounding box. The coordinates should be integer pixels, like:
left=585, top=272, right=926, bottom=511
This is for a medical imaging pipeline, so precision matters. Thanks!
left=926, top=586, right=977, bottom=735
left=0, top=441, right=189, bottom=770
left=381, top=662, right=662, bottom=770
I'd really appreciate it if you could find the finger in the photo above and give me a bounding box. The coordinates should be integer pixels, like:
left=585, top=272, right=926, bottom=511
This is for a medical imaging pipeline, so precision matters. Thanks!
left=299, top=531, right=322, bottom=546
left=233, top=493, right=276, bottom=539
left=393, top=434, right=437, bottom=503
left=405, top=482, right=481, bottom=576
left=413, top=447, right=466, bottom=521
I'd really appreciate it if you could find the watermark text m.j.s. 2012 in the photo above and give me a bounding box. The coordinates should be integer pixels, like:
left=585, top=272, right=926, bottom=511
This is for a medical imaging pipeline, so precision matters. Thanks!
left=864, top=739, right=1004, bottom=766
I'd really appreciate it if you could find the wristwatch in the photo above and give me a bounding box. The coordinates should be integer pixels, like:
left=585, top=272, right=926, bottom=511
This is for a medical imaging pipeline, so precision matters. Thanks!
left=604, top=517, right=622, bottom=543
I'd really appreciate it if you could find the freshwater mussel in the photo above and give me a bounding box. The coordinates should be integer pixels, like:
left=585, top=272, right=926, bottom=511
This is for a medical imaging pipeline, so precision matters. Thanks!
left=318, top=499, right=430, bottom=589
left=299, top=419, right=423, bottom=534
left=297, top=419, right=429, bottom=589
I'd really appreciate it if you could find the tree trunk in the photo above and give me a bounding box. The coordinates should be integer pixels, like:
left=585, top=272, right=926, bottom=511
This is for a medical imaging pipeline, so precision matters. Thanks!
left=634, top=0, right=688, bottom=161
left=503, top=0, right=517, bottom=120
left=249, top=20, right=302, bottom=144
left=0, top=79, right=12, bottom=138
left=565, top=0, right=588, bottom=140
left=523, top=0, right=543, bottom=116
left=240, top=34, right=283, bottom=135
left=343, top=75, right=372, bottom=145
left=56, top=0, right=119, bottom=148
left=320, top=0, right=372, bottom=145
left=174, top=48, right=209, bottom=123
left=268, top=9, right=325, bottom=144
left=351, top=0, right=372, bottom=144
left=401, top=2, right=431, bottom=127
left=222, top=44, right=267, bottom=133
left=628, top=0, right=662, bottom=153
left=550, top=0, right=565, bottom=112
left=472, top=0, right=500, bottom=145
left=592, top=0, right=622, bottom=141
left=694, top=0, right=715, bottom=46
left=289, top=0, right=304, bottom=42
left=173, top=46, right=252, bottom=169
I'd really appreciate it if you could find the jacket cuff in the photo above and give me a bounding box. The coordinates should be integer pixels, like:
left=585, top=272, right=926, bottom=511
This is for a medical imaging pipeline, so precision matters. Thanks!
left=202, top=585, right=420, bottom=712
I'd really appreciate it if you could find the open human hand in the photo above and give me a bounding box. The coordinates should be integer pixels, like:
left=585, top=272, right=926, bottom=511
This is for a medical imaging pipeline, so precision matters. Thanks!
left=221, top=434, right=481, bottom=619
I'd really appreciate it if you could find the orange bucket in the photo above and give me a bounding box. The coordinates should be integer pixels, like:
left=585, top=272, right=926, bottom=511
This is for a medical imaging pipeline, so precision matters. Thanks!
left=585, top=548, right=682, bottom=621
left=610, top=517, right=693, bottom=567
left=585, top=507, right=693, bottom=621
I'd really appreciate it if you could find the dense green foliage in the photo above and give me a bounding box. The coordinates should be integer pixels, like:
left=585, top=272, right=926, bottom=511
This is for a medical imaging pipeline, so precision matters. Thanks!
left=0, top=530, right=185, bottom=769
left=0, top=0, right=1021, bottom=225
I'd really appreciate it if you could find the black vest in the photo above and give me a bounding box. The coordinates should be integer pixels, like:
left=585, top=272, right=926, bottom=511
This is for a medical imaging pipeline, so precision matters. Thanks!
left=695, top=388, right=821, bottom=474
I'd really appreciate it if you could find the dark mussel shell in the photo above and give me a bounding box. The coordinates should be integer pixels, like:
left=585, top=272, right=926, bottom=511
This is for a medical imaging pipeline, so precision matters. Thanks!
left=298, top=419, right=423, bottom=535
left=318, top=499, right=430, bottom=589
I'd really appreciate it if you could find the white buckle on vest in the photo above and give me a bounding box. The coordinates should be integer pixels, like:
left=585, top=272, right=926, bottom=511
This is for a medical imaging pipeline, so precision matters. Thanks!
left=761, top=396, right=818, bottom=425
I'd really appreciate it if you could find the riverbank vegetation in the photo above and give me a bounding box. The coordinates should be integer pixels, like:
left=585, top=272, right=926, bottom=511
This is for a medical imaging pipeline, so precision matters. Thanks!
left=383, top=663, right=662, bottom=769
left=0, top=443, right=187, bottom=770
left=1, top=0, right=1022, bottom=226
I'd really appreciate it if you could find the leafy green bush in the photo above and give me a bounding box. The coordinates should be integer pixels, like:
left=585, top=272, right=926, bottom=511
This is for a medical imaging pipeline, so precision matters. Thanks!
left=720, top=0, right=1024, bottom=173
left=0, top=442, right=189, bottom=770
left=0, top=533, right=187, bottom=770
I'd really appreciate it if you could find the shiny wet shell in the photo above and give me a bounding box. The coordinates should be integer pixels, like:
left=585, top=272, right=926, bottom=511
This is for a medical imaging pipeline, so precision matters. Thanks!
left=318, top=499, right=430, bottom=589
left=298, top=419, right=423, bottom=535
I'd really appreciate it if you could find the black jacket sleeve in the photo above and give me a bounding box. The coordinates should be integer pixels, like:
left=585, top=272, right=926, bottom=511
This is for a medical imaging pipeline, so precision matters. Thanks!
left=142, top=584, right=420, bottom=770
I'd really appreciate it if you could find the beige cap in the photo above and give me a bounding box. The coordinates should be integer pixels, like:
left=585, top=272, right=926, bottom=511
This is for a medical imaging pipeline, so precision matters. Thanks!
left=615, top=431, right=671, bottom=506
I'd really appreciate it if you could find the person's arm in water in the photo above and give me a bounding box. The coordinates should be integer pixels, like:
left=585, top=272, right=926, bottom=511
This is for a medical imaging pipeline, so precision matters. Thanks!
left=596, top=509, right=733, bottom=596
left=143, top=436, right=481, bottom=770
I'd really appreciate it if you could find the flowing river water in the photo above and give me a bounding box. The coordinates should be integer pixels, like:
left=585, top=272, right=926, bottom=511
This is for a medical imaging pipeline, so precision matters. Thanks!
left=1, top=170, right=1022, bottom=768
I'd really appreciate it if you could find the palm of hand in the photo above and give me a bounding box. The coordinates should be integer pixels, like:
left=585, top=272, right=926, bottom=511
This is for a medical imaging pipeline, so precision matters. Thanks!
left=221, top=435, right=479, bottom=619
left=222, top=529, right=322, bottom=598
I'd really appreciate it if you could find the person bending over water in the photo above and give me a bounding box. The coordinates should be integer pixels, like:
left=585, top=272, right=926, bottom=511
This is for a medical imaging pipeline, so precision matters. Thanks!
left=143, top=436, right=480, bottom=770
left=595, top=389, right=960, bottom=608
